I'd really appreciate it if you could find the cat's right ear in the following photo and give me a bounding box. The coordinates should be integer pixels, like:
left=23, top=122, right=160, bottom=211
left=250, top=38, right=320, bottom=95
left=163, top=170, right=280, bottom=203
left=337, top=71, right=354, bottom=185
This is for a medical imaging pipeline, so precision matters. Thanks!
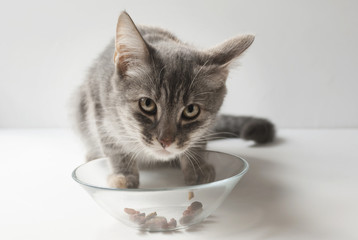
left=207, top=34, right=255, bottom=67
left=114, top=11, right=150, bottom=75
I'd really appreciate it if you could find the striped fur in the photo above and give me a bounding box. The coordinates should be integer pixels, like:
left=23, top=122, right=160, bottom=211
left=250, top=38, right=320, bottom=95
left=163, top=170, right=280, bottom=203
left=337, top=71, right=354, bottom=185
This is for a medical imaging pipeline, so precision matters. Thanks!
left=73, top=12, right=274, bottom=188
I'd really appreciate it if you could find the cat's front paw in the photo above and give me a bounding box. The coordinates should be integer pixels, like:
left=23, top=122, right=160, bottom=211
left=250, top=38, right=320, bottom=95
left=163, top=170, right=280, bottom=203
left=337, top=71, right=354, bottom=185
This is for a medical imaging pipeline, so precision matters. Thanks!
left=183, top=163, right=216, bottom=186
left=107, top=173, right=139, bottom=189
left=241, top=118, right=275, bottom=144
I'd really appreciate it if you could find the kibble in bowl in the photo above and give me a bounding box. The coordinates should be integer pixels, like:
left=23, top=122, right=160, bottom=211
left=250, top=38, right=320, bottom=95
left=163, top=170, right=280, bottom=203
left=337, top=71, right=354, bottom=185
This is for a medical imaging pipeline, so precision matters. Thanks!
left=72, top=150, right=249, bottom=231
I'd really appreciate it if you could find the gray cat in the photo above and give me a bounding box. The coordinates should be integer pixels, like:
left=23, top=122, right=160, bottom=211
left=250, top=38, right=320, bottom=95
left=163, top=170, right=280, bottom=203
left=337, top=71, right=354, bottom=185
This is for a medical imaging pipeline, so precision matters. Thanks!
left=73, top=12, right=274, bottom=188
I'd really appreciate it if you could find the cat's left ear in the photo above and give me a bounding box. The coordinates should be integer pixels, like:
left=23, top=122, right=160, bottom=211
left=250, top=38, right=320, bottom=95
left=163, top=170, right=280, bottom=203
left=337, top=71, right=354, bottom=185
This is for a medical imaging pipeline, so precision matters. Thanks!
left=207, top=34, right=255, bottom=67
left=114, top=11, right=150, bottom=75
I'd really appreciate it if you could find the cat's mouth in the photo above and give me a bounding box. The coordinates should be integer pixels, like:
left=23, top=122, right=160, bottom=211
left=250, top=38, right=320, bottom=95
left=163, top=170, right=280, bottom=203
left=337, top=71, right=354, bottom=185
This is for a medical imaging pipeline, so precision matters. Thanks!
left=141, top=138, right=184, bottom=160
left=148, top=144, right=182, bottom=161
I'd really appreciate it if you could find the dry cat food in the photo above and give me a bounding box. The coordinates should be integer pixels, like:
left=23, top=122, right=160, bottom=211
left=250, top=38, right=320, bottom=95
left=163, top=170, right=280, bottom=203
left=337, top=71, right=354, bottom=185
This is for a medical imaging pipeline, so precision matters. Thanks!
left=124, top=201, right=203, bottom=230
left=179, top=201, right=203, bottom=225
left=124, top=208, right=139, bottom=215
left=124, top=208, right=177, bottom=230
left=188, top=191, right=194, bottom=200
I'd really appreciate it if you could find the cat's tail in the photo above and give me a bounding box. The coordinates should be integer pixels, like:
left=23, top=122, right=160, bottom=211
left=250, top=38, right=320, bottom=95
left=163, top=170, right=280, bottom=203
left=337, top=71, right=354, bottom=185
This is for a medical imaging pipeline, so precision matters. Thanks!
left=212, top=115, right=275, bottom=144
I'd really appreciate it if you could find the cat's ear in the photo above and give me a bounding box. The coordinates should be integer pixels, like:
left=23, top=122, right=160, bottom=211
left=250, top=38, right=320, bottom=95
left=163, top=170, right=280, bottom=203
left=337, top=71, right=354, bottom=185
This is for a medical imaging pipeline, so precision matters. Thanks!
left=207, top=34, right=255, bottom=67
left=114, top=11, right=150, bottom=75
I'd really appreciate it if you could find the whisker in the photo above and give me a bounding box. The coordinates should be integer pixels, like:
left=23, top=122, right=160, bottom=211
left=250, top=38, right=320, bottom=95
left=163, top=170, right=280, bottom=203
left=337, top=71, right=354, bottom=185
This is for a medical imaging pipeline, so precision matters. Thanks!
left=186, top=149, right=204, bottom=175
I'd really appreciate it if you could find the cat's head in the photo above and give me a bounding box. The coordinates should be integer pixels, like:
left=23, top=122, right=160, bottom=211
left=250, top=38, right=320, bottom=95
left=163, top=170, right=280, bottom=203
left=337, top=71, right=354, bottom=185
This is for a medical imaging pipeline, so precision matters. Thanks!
left=110, top=12, right=254, bottom=161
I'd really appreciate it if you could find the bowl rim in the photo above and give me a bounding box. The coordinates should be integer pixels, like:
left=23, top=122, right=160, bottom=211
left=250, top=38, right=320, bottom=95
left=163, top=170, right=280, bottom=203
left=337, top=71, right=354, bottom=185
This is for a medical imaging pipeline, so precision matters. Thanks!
left=72, top=150, right=249, bottom=192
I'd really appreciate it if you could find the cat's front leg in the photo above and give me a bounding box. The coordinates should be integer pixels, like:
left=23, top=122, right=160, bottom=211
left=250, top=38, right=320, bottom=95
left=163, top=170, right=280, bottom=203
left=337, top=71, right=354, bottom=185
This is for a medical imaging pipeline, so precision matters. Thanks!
left=106, top=152, right=139, bottom=189
left=180, top=149, right=215, bottom=185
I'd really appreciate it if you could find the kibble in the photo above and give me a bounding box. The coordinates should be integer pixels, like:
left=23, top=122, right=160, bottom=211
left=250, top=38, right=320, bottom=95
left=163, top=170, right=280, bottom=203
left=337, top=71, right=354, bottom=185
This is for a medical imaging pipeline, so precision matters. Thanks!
left=129, top=212, right=146, bottom=224
left=188, top=201, right=203, bottom=213
left=183, top=209, right=191, bottom=216
left=179, top=201, right=203, bottom=226
left=144, top=216, right=168, bottom=230
left=124, top=208, right=174, bottom=230
left=123, top=200, right=203, bottom=230
left=168, top=218, right=177, bottom=228
left=145, top=212, right=157, bottom=221
left=124, top=208, right=139, bottom=215
left=188, top=191, right=194, bottom=200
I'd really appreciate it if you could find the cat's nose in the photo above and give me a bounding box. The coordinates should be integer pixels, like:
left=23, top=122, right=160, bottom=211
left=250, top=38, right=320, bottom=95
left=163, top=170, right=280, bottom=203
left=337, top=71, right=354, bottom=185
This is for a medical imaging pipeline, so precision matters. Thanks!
left=158, top=137, right=173, bottom=149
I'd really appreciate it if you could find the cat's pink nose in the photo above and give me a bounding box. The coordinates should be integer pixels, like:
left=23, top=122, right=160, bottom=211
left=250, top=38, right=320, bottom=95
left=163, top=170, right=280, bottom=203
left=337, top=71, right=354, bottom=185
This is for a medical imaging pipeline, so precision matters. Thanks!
left=158, top=138, right=172, bottom=149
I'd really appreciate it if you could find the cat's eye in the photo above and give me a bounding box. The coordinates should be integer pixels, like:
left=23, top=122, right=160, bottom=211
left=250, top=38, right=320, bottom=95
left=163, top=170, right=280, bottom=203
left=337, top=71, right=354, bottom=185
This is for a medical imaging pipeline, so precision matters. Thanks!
left=139, top=98, right=157, bottom=115
left=182, top=104, right=200, bottom=120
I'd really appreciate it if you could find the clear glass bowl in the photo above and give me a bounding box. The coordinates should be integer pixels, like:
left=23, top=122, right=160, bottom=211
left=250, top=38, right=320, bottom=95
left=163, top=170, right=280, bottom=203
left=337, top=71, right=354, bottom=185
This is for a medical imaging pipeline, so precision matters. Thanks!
left=72, top=150, right=249, bottom=231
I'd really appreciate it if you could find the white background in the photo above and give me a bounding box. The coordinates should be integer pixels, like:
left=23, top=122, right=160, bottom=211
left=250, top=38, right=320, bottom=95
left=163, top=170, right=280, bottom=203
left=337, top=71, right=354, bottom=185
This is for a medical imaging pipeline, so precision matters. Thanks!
left=1, top=0, right=357, bottom=128
left=1, top=2, right=357, bottom=239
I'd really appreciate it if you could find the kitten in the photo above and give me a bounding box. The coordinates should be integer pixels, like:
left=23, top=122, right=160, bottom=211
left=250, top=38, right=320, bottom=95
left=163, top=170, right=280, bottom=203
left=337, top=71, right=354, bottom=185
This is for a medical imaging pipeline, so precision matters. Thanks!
left=74, top=12, right=274, bottom=188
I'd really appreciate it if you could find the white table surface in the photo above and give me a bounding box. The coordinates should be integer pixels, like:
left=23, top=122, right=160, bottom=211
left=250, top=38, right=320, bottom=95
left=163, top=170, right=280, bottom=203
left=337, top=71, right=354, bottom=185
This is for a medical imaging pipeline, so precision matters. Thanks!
left=0, top=128, right=357, bottom=240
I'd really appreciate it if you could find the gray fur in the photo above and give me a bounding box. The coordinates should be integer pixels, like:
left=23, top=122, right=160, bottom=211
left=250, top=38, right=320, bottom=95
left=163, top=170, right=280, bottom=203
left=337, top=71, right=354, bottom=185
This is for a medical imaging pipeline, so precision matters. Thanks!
left=213, top=115, right=275, bottom=143
left=73, top=12, right=274, bottom=188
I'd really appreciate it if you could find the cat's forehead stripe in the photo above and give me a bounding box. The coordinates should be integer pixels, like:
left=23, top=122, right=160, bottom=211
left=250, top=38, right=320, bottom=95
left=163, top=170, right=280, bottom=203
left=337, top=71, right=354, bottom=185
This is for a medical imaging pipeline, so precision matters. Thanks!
left=152, top=52, right=196, bottom=105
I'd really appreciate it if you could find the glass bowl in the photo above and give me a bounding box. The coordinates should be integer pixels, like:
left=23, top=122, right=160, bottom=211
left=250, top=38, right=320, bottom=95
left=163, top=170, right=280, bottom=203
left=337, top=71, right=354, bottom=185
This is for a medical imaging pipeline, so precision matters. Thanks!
left=72, top=150, right=249, bottom=231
